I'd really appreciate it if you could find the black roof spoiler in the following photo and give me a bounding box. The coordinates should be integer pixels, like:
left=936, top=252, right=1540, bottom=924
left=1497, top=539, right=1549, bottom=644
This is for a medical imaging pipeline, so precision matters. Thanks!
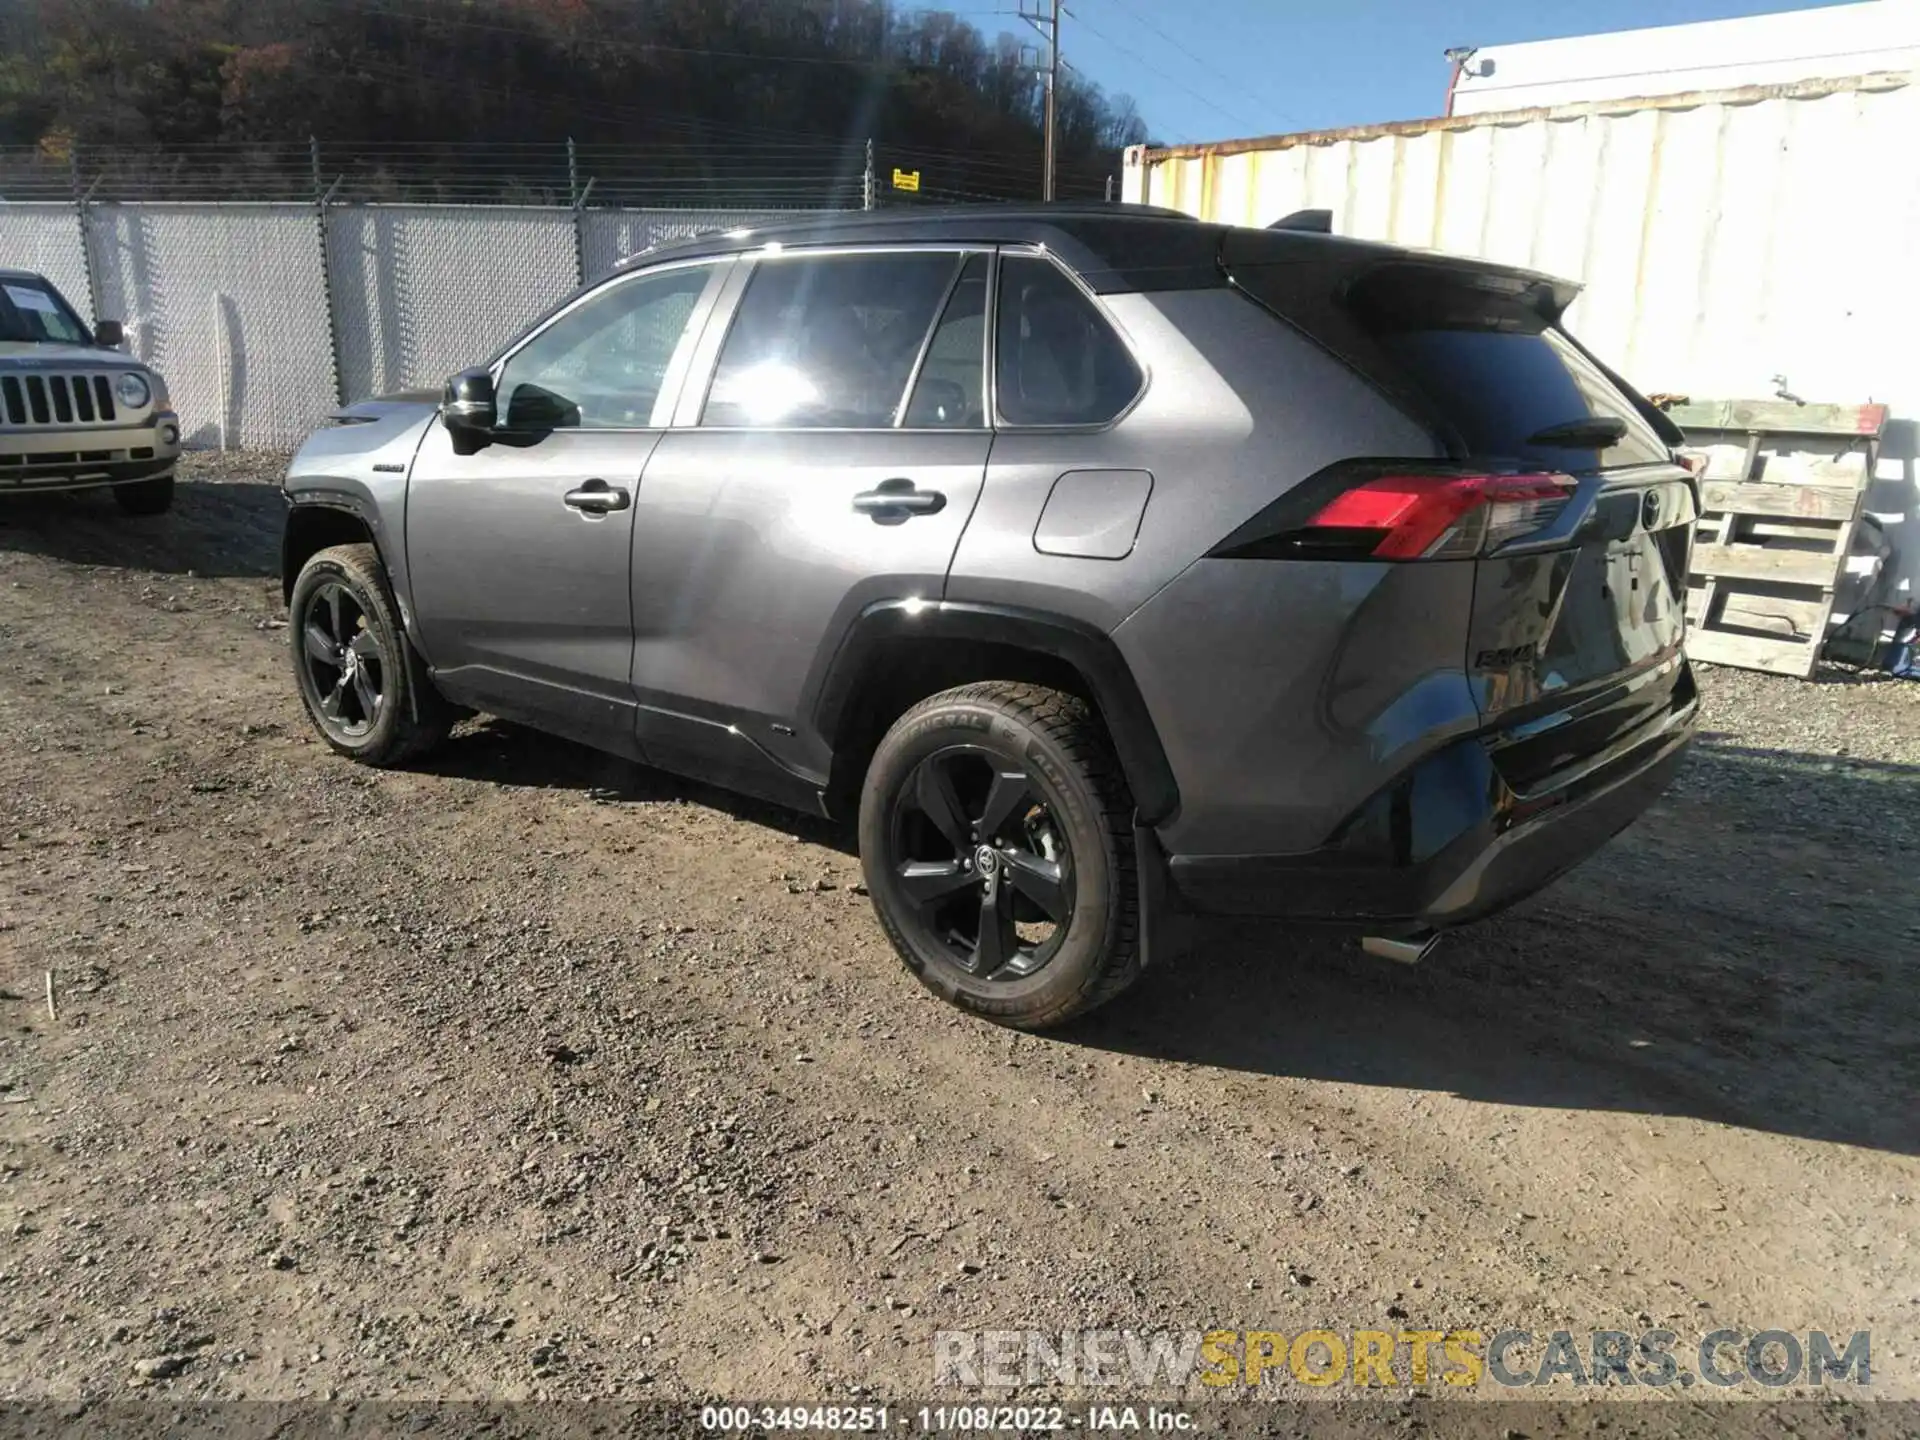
left=1269, top=209, right=1333, bottom=233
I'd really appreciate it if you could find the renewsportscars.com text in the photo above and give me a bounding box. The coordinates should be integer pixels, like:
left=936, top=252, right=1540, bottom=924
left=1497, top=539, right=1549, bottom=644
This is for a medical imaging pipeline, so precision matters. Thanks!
left=933, top=1327, right=1871, bottom=1390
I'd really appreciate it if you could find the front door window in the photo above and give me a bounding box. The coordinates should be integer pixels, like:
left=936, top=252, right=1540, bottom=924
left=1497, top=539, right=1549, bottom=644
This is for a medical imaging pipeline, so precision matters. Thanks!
left=497, top=263, right=716, bottom=430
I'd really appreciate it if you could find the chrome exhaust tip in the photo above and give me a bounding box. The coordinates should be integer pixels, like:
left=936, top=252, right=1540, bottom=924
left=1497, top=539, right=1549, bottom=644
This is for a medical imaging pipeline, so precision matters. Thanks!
left=1361, top=931, right=1440, bottom=965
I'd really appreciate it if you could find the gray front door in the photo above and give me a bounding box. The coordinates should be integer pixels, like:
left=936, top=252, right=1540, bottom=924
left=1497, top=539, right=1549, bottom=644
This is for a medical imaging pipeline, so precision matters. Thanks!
left=629, top=248, right=992, bottom=799
left=404, top=259, right=726, bottom=755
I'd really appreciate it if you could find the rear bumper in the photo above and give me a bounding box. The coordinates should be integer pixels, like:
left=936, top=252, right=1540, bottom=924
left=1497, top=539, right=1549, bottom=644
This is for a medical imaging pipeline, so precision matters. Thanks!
left=1166, top=680, right=1697, bottom=932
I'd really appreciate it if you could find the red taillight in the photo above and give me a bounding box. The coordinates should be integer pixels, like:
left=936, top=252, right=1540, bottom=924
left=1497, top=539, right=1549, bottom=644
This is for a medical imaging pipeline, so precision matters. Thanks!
left=1305, top=471, right=1577, bottom=559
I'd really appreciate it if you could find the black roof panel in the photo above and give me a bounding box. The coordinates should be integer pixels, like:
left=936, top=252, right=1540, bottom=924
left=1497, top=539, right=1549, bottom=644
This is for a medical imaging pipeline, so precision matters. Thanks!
left=618, top=202, right=1382, bottom=293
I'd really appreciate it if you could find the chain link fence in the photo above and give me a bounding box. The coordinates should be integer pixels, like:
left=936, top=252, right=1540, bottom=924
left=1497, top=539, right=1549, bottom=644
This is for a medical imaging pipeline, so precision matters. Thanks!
left=0, top=138, right=1116, bottom=449
left=0, top=158, right=850, bottom=448
left=2, top=197, right=812, bottom=449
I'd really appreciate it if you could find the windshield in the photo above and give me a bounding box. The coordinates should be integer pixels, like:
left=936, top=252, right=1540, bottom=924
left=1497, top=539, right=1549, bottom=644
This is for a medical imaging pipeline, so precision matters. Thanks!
left=0, top=278, right=92, bottom=345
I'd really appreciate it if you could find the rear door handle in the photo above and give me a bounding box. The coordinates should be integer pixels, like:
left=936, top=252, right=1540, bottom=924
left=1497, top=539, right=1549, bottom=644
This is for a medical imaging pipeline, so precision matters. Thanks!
left=564, top=479, right=631, bottom=514
left=852, top=479, right=946, bottom=519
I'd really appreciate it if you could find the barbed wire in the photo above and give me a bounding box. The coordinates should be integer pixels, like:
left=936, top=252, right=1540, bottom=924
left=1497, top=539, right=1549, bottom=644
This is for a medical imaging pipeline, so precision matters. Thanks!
left=0, top=139, right=1114, bottom=209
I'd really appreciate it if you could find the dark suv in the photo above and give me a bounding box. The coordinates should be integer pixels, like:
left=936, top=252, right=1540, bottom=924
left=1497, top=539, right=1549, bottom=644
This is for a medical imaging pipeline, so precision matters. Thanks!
left=281, top=205, right=1698, bottom=1029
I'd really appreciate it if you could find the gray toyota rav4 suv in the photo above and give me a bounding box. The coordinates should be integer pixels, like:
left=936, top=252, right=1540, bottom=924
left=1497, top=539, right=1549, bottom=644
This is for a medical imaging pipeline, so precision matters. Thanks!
left=282, top=205, right=1698, bottom=1028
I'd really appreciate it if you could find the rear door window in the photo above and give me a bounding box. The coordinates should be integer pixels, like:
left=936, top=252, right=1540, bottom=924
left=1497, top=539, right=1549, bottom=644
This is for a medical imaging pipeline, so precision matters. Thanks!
left=702, top=251, right=959, bottom=428
left=994, top=255, right=1142, bottom=426
left=903, top=253, right=988, bottom=428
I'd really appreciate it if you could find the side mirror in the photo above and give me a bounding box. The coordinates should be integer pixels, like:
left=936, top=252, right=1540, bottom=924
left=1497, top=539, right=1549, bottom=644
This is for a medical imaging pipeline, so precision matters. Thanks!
left=443, top=367, right=496, bottom=450
left=93, top=319, right=124, bottom=348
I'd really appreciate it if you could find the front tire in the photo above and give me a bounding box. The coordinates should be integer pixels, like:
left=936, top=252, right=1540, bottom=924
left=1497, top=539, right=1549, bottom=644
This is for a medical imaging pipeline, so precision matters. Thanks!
left=112, top=472, right=175, bottom=515
left=289, top=543, right=450, bottom=766
left=859, top=681, right=1141, bottom=1029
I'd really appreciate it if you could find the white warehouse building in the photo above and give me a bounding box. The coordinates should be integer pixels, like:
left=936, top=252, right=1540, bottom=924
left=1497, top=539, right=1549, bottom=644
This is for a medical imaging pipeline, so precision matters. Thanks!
left=1446, top=0, right=1920, bottom=114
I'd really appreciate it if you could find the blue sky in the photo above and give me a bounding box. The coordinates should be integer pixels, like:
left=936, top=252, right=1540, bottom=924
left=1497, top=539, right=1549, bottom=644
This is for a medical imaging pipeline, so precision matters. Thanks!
left=981, top=0, right=1858, bottom=143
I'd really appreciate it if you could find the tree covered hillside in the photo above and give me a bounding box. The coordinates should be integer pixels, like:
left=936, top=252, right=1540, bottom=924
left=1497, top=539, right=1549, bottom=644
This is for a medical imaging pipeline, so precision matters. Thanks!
left=0, top=0, right=1149, bottom=203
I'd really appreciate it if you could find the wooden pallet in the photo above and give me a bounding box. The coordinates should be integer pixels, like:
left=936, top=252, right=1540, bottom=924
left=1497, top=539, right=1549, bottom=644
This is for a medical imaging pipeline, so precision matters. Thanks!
left=1667, top=399, right=1885, bottom=678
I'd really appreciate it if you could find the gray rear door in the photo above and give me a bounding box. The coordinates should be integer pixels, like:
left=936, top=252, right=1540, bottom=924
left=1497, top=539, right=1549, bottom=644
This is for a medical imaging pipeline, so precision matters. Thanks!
left=405, top=258, right=726, bottom=756
left=629, top=247, right=991, bottom=802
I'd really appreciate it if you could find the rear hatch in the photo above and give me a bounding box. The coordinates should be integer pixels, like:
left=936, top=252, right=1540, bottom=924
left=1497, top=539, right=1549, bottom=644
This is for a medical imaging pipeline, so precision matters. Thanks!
left=1223, top=238, right=1697, bottom=790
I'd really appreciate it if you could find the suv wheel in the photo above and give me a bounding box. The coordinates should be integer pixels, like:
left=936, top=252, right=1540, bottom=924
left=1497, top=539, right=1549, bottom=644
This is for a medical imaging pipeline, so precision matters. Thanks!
left=289, top=543, right=451, bottom=766
left=112, top=473, right=175, bottom=515
left=859, top=681, right=1142, bottom=1029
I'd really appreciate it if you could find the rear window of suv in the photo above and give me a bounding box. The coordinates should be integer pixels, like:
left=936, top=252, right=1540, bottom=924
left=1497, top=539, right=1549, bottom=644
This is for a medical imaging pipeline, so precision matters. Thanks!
left=1235, top=254, right=1671, bottom=470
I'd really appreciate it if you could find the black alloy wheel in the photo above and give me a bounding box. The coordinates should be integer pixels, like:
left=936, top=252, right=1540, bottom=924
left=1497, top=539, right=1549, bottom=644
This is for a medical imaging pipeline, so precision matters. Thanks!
left=888, top=745, right=1076, bottom=981
left=300, top=580, right=388, bottom=740
left=287, top=542, right=454, bottom=766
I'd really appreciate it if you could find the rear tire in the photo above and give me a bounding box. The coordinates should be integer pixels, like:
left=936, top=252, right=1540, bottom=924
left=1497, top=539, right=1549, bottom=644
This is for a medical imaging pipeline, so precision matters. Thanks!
left=289, top=542, right=451, bottom=766
left=859, top=681, right=1141, bottom=1030
left=112, top=472, right=175, bottom=515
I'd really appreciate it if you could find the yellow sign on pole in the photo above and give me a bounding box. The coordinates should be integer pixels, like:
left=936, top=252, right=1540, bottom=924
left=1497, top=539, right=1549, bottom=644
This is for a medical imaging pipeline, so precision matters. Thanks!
left=891, top=168, right=922, bottom=193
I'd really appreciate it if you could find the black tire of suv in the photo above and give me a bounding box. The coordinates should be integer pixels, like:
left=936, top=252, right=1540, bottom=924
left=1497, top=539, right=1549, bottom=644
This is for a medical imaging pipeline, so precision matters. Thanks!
left=289, top=543, right=452, bottom=766
left=112, top=473, right=175, bottom=515
left=859, top=681, right=1142, bottom=1030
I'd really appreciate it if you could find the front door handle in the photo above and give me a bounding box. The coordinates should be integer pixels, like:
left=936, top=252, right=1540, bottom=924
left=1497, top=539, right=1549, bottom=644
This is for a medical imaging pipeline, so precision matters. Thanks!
left=564, top=479, right=631, bottom=515
left=852, top=478, right=946, bottom=520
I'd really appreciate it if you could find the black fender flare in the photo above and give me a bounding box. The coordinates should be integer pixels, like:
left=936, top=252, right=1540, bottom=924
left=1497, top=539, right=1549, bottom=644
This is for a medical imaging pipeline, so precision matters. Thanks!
left=805, top=598, right=1181, bottom=828
left=281, top=494, right=384, bottom=601
left=282, top=492, right=421, bottom=653
left=282, top=493, right=448, bottom=728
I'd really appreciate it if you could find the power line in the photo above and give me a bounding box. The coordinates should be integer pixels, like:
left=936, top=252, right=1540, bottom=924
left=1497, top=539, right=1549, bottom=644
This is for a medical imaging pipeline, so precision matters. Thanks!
left=1101, top=0, right=1296, bottom=133
left=1072, top=10, right=1267, bottom=138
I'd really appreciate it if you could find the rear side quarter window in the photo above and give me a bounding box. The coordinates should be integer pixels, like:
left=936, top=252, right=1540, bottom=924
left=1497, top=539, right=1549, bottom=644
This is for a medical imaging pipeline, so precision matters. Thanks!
left=994, top=255, right=1142, bottom=427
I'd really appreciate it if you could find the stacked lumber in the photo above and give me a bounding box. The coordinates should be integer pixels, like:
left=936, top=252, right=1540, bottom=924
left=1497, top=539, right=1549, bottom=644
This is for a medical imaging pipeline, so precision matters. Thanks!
left=1667, top=399, right=1886, bottom=678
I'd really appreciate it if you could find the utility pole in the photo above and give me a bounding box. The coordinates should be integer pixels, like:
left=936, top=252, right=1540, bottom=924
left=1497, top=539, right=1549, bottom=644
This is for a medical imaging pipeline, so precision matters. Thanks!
left=1021, top=0, right=1062, bottom=201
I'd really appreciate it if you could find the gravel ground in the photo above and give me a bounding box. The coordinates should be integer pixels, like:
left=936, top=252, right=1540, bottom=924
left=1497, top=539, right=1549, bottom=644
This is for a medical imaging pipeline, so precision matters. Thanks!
left=0, top=454, right=1916, bottom=1421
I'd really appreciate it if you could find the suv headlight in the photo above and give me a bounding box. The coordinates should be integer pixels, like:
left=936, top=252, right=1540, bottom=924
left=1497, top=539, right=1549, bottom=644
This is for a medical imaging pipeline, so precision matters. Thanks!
left=115, top=371, right=152, bottom=409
